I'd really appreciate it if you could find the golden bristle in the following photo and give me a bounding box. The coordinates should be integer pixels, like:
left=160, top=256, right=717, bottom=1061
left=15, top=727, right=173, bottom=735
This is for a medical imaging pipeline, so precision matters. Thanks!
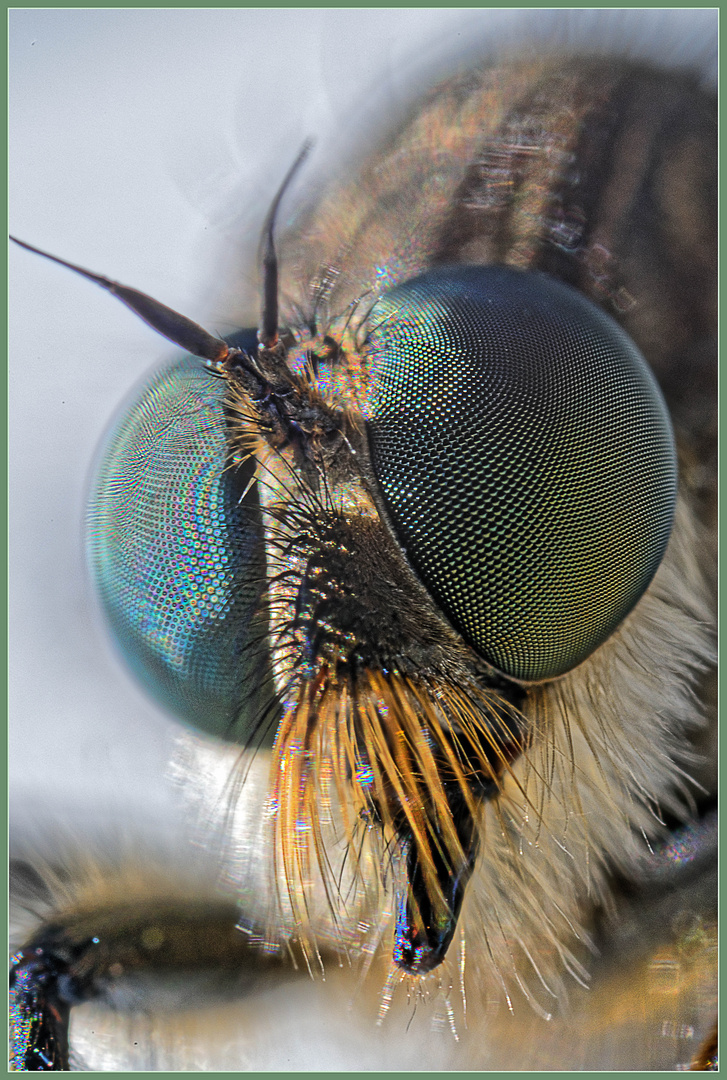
left=269, top=665, right=526, bottom=963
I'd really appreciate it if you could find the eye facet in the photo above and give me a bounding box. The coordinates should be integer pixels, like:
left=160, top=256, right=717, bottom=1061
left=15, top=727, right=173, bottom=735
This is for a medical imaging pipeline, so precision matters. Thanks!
left=86, top=329, right=277, bottom=743
left=365, top=265, right=677, bottom=682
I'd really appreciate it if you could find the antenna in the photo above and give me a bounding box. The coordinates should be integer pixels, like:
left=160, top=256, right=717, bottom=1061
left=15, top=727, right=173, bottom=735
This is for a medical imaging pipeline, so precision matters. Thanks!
left=10, top=236, right=230, bottom=364
left=258, top=141, right=312, bottom=349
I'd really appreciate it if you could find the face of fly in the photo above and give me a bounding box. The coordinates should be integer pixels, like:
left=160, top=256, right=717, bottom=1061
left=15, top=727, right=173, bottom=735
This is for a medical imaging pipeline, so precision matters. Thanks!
left=215, top=47, right=711, bottom=982
left=10, top=8, right=716, bottom=1071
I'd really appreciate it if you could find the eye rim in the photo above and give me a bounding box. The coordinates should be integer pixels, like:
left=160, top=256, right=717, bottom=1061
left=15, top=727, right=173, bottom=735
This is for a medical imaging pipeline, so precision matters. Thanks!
left=363, top=263, right=678, bottom=683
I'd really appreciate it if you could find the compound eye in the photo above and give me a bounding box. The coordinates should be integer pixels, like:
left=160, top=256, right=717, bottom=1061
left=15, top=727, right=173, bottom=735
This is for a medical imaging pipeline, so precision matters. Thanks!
left=365, top=265, right=677, bottom=682
left=87, top=330, right=278, bottom=744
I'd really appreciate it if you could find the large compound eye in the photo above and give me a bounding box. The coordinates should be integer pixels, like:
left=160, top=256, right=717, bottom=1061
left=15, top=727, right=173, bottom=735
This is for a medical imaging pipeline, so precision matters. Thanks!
left=87, top=330, right=277, bottom=743
left=365, top=265, right=677, bottom=682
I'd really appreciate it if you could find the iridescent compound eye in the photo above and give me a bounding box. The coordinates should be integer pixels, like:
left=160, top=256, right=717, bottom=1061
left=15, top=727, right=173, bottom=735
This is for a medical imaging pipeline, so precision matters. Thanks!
left=365, top=265, right=677, bottom=682
left=86, top=329, right=277, bottom=742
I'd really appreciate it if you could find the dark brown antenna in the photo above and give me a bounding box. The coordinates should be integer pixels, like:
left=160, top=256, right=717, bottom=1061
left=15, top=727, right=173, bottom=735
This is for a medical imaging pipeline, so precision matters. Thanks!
left=10, top=236, right=230, bottom=364
left=258, top=141, right=312, bottom=350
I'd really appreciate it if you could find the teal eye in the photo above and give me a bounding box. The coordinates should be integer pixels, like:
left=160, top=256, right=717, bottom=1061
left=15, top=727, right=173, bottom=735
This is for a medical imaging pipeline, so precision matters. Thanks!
left=365, top=265, right=677, bottom=682
left=86, top=330, right=277, bottom=743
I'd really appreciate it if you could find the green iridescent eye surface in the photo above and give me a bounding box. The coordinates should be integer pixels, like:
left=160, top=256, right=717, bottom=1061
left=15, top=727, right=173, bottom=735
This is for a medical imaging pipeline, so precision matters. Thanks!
left=366, top=265, right=677, bottom=681
left=87, top=336, right=276, bottom=743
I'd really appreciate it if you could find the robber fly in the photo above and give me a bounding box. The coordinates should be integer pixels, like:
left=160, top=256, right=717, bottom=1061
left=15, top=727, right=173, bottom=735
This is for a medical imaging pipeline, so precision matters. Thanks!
left=10, top=9, right=717, bottom=1071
